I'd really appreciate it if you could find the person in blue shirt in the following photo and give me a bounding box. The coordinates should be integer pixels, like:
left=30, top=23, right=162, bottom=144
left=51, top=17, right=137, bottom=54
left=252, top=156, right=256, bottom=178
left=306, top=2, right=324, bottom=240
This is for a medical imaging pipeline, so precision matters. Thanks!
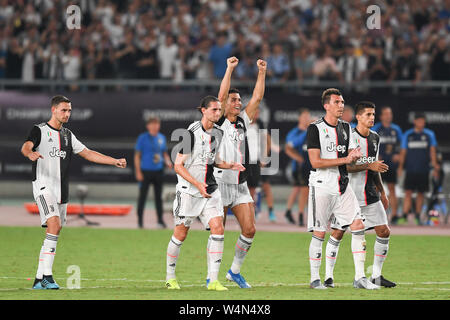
left=135, top=117, right=173, bottom=229
left=209, top=32, right=233, bottom=78
left=284, top=108, right=311, bottom=226
left=372, top=106, right=403, bottom=225
left=398, top=112, right=439, bottom=225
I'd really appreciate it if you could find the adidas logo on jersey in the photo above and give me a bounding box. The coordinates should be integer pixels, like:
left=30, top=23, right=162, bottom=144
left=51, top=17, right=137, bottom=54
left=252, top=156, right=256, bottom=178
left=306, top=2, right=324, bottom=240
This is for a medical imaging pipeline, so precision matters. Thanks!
left=49, top=147, right=67, bottom=159
left=326, top=142, right=346, bottom=153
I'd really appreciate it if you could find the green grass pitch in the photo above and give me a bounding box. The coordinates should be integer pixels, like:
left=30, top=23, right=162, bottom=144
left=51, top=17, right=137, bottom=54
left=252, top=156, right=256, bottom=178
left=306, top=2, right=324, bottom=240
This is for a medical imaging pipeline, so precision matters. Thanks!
left=0, top=226, right=449, bottom=300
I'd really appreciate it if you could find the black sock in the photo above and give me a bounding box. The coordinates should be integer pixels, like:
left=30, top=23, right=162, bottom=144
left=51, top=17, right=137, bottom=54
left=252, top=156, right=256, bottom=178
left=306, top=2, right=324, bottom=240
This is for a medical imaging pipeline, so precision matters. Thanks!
left=43, top=275, right=55, bottom=283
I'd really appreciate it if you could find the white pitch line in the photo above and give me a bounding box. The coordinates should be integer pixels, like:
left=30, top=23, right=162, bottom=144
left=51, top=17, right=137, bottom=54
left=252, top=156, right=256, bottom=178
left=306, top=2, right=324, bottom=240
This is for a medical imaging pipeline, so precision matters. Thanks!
left=1, top=277, right=450, bottom=291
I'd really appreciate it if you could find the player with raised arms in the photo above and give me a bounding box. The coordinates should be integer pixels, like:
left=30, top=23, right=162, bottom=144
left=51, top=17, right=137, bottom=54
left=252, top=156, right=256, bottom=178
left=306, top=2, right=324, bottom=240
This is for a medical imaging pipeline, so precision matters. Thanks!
left=21, top=95, right=127, bottom=290
left=165, top=96, right=245, bottom=291
left=210, top=57, right=266, bottom=288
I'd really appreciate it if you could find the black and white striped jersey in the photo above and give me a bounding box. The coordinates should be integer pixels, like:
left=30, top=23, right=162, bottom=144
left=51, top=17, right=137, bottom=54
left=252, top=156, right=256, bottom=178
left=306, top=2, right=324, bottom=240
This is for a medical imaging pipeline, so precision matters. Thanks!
left=349, top=128, right=381, bottom=206
left=213, top=110, right=251, bottom=185
left=176, top=121, right=224, bottom=197
left=25, top=123, right=86, bottom=204
left=306, top=118, right=357, bottom=195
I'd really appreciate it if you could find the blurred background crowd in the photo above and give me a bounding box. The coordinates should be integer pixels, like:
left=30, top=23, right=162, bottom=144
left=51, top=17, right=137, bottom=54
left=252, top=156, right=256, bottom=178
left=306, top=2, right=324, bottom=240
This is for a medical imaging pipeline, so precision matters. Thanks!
left=0, top=0, right=449, bottom=84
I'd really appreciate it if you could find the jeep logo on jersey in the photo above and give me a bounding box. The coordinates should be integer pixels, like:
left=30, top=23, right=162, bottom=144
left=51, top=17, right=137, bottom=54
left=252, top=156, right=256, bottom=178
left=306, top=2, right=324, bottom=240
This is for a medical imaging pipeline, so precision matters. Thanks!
left=326, top=142, right=346, bottom=153
left=49, top=147, right=67, bottom=159
left=199, top=150, right=215, bottom=160
left=229, top=130, right=245, bottom=142
left=357, top=156, right=376, bottom=164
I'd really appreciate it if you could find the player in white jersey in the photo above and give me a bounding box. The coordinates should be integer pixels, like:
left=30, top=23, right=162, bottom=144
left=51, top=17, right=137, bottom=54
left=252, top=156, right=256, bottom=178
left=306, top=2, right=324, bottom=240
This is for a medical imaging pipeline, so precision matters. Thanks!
left=306, top=88, right=380, bottom=290
left=165, top=96, right=245, bottom=291
left=21, top=96, right=127, bottom=290
left=210, top=57, right=267, bottom=288
left=344, top=101, right=396, bottom=287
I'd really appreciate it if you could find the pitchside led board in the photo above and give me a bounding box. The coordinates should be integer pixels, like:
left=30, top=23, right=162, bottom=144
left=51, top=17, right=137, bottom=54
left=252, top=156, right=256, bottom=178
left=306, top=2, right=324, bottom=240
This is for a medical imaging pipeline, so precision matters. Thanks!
left=0, top=90, right=449, bottom=183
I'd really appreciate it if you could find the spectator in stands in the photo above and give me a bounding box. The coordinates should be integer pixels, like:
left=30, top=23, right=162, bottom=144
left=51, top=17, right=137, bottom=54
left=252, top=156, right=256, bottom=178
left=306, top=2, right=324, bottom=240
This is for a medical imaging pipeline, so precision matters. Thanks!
left=367, top=46, right=391, bottom=81
left=389, top=45, right=420, bottom=82
left=208, top=32, right=232, bottom=79
left=294, top=46, right=315, bottom=82
left=136, top=35, right=158, bottom=79
left=61, top=46, right=82, bottom=90
left=115, top=31, right=137, bottom=79
left=235, top=54, right=258, bottom=80
left=185, top=38, right=212, bottom=80
left=430, top=37, right=450, bottom=80
left=42, top=41, right=62, bottom=80
left=267, top=43, right=291, bottom=83
left=0, top=0, right=448, bottom=83
left=157, top=34, right=178, bottom=80
left=6, top=38, right=23, bottom=79
left=0, top=44, right=5, bottom=79
left=313, top=45, right=343, bottom=82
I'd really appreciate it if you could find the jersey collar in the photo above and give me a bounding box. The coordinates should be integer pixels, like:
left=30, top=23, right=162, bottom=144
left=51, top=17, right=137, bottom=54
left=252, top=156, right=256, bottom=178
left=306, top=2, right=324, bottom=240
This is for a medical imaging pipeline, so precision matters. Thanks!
left=46, top=122, right=62, bottom=132
left=322, top=117, right=337, bottom=128
left=355, top=127, right=369, bottom=138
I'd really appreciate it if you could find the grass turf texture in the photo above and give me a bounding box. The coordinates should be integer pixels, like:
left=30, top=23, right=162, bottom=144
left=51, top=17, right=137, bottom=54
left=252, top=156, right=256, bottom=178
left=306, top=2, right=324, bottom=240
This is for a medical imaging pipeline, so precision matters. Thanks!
left=0, top=226, right=449, bottom=300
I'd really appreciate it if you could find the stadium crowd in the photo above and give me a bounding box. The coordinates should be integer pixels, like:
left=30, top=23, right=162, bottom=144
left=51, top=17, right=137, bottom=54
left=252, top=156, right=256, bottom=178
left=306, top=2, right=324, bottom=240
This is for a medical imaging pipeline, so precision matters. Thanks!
left=0, top=0, right=449, bottom=83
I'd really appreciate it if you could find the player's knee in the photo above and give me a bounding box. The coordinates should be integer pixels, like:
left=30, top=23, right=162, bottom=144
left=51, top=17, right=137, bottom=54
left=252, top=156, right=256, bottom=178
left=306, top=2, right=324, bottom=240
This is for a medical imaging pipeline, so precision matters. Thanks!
left=242, top=225, right=256, bottom=238
left=331, top=229, right=344, bottom=241
left=173, top=228, right=188, bottom=242
left=210, top=224, right=224, bottom=235
left=377, top=226, right=390, bottom=238
left=351, top=219, right=365, bottom=231
left=313, top=231, right=326, bottom=240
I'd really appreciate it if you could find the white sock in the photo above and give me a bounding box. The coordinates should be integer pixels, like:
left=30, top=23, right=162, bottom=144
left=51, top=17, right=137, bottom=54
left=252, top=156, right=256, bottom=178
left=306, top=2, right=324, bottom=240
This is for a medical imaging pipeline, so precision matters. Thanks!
left=325, top=236, right=341, bottom=280
left=230, top=234, right=253, bottom=274
left=35, top=246, right=45, bottom=279
left=166, top=236, right=183, bottom=281
left=42, top=233, right=58, bottom=276
left=208, top=234, right=224, bottom=282
left=372, top=236, right=389, bottom=279
left=309, top=235, right=324, bottom=283
left=351, top=230, right=366, bottom=280
left=206, top=236, right=211, bottom=280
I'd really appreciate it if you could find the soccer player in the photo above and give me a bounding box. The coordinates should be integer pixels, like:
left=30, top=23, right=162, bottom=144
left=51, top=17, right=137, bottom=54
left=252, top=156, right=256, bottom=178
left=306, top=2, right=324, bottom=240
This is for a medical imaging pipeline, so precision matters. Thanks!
left=246, top=108, right=276, bottom=222
left=213, top=57, right=266, bottom=288
left=284, top=108, right=311, bottom=226
left=306, top=88, right=379, bottom=290
left=21, top=95, right=127, bottom=290
left=398, top=112, right=439, bottom=225
left=345, top=101, right=396, bottom=288
left=372, top=106, right=403, bottom=225
left=165, top=96, right=244, bottom=291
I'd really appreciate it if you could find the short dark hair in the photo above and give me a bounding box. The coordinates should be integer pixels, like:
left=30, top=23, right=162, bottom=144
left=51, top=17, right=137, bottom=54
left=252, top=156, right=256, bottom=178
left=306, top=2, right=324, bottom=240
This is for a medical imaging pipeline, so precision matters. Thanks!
left=51, top=95, right=71, bottom=107
left=298, top=108, right=310, bottom=116
left=355, top=101, right=376, bottom=115
left=321, top=88, right=342, bottom=106
left=228, top=88, right=240, bottom=95
left=414, top=112, right=426, bottom=120
left=379, top=105, right=392, bottom=115
left=197, top=96, right=220, bottom=113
